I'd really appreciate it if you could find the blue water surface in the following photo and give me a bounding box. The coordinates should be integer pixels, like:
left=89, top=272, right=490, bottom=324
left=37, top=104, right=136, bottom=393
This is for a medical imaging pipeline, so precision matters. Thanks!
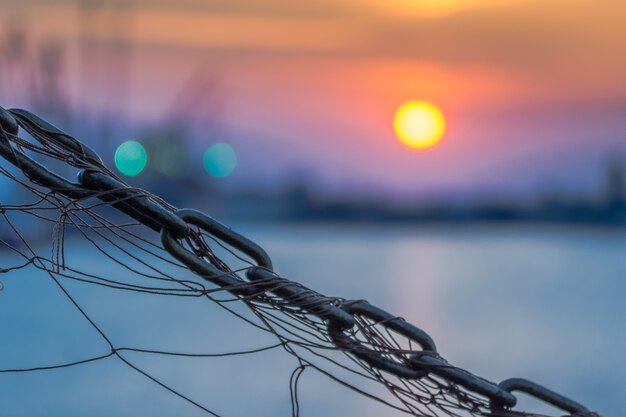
left=1, top=223, right=623, bottom=416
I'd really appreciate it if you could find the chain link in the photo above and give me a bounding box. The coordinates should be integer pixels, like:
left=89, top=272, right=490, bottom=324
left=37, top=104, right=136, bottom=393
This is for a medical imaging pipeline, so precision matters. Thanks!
left=0, top=106, right=597, bottom=416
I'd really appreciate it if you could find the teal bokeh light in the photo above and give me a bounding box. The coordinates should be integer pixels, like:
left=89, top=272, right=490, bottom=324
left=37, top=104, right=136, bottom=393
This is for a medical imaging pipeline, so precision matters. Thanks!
left=114, top=141, right=147, bottom=176
left=203, top=143, right=237, bottom=178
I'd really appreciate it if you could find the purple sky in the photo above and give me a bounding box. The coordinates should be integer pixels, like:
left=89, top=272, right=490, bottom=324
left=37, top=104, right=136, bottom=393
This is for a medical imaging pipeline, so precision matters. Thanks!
left=2, top=0, right=626, bottom=198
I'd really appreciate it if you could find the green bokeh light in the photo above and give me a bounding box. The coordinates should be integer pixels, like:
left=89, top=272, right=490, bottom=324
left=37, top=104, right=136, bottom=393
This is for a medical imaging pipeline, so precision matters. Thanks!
left=153, top=141, right=187, bottom=178
left=203, top=143, right=237, bottom=178
left=114, top=140, right=147, bottom=176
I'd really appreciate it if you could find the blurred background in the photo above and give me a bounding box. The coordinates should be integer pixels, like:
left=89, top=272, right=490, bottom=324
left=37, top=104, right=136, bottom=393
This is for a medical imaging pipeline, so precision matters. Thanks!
left=1, top=1, right=625, bottom=416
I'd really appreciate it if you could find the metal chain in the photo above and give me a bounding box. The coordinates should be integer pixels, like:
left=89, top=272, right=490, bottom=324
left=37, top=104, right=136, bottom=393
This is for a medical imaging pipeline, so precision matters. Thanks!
left=0, top=106, right=597, bottom=417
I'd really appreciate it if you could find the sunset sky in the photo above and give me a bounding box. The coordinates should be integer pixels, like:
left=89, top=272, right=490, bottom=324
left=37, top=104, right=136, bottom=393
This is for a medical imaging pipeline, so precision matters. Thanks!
left=2, top=0, right=626, bottom=199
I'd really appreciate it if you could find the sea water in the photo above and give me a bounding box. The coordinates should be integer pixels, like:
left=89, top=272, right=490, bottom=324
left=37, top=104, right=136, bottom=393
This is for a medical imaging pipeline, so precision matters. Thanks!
left=1, top=224, right=623, bottom=416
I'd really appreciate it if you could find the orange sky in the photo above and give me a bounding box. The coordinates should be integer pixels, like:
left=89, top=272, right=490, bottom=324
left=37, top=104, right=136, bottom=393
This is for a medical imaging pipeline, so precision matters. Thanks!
left=6, top=0, right=626, bottom=104
left=2, top=0, right=626, bottom=196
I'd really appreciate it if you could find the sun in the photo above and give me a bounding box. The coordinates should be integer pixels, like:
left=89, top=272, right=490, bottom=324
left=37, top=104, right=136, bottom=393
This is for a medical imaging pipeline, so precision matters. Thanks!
left=393, top=101, right=446, bottom=150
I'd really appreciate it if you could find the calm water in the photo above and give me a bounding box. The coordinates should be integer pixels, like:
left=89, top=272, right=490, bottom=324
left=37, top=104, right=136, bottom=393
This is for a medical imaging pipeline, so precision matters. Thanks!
left=1, top=223, right=624, bottom=417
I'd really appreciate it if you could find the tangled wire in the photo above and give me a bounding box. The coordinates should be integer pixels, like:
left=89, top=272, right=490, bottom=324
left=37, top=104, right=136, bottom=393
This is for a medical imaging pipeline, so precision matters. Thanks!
left=0, top=107, right=599, bottom=417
